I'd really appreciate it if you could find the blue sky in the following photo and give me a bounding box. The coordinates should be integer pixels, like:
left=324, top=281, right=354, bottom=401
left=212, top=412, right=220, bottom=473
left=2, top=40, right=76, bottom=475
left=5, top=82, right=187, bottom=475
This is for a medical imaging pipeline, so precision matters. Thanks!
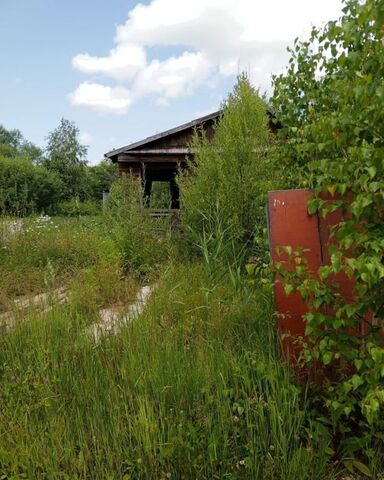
left=0, top=0, right=342, bottom=165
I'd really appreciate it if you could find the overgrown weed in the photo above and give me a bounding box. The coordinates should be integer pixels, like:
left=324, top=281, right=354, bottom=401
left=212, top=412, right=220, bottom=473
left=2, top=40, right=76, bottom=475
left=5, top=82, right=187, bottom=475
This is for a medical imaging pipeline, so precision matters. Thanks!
left=0, top=262, right=332, bottom=479
left=104, top=176, right=173, bottom=281
left=0, top=215, right=116, bottom=308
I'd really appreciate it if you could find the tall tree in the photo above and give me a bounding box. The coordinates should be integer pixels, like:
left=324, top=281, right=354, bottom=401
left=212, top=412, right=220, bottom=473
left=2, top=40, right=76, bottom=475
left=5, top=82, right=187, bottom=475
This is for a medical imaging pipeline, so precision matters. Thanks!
left=0, top=125, right=23, bottom=150
left=44, top=118, right=88, bottom=200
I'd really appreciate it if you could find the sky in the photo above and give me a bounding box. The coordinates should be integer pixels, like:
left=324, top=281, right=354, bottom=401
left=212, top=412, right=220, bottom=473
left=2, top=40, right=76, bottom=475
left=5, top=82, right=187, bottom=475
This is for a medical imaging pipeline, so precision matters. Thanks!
left=0, top=0, right=343, bottom=165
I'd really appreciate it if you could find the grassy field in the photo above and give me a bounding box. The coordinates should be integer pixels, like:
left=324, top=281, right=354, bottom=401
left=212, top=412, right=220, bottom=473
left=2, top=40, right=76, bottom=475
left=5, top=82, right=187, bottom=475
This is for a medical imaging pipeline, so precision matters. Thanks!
left=0, top=215, right=368, bottom=479
left=0, top=216, right=139, bottom=313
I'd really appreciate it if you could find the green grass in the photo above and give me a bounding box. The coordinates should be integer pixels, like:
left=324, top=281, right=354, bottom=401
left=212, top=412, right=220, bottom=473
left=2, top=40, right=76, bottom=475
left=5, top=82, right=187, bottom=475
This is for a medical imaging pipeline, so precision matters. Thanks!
left=2, top=214, right=374, bottom=479
left=0, top=216, right=134, bottom=313
left=0, top=261, right=334, bottom=479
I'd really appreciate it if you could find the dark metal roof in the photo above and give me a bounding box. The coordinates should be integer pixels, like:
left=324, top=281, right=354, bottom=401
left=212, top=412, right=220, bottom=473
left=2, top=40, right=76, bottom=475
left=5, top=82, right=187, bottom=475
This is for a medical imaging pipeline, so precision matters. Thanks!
left=105, top=110, right=222, bottom=159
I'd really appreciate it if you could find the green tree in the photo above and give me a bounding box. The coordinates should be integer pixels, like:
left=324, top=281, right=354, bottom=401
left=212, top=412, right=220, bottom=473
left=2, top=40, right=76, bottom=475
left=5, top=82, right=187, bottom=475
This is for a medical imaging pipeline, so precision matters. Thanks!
left=19, top=141, right=43, bottom=163
left=0, top=157, right=62, bottom=215
left=44, top=118, right=88, bottom=200
left=87, top=159, right=118, bottom=201
left=273, top=0, right=384, bottom=466
left=0, top=124, right=42, bottom=162
left=0, top=125, right=23, bottom=150
left=180, top=74, right=281, bottom=268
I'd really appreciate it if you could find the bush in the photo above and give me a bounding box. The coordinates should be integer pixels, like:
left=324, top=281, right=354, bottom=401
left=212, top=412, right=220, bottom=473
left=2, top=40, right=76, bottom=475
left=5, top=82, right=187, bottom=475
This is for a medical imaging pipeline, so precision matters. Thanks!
left=179, top=74, right=282, bottom=269
left=57, top=198, right=101, bottom=216
left=0, top=156, right=63, bottom=215
left=273, top=0, right=384, bottom=468
left=105, top=176, right=172, bottom=279
left=87, top=160, right=118, bottom=202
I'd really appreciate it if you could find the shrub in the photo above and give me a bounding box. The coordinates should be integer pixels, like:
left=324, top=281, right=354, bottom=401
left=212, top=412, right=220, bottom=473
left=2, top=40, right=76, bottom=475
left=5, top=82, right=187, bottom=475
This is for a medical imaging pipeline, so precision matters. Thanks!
left=273, top=0, right=384, bottom=468
left=0, top=157, right=63, bottom=215
left=179, top=74, right=282, bottom=269
left=87, top=159, right=118, bottom=202
left=104, top=176, right=172, bottom=279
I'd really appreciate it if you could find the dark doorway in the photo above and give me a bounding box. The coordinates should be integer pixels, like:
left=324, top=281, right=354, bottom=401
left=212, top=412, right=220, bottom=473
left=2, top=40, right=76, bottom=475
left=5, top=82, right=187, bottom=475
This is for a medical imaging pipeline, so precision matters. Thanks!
left=143, top=165, right=180, bottom=209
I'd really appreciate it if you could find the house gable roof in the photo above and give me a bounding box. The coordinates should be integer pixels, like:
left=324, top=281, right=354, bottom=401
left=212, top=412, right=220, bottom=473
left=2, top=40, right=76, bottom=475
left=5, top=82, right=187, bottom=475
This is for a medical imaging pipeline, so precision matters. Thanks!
left=104, top=110, right=222, bottom=160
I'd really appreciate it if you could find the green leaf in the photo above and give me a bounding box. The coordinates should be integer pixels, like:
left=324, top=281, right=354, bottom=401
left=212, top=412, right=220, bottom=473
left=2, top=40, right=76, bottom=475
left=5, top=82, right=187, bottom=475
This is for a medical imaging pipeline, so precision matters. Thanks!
left=323, top=352, right=333, bottom=365
left=307, top=199, right=318, bottom=215
left=343, top=459, right=354, bottom=473
left=352, top=460, right=372, bottom=477
left=351, top=374, right=363, bottom=390
left=284, top=284, right=294, bottom=296
left=318, top=143, right=326, bottom=152
left=245, top=263, right=256, bottom=275
left=354, top=359, right=363, bottom=371
left=344, top=406, right=352, bottom=416
left=367, top=166, right=376, bottom=179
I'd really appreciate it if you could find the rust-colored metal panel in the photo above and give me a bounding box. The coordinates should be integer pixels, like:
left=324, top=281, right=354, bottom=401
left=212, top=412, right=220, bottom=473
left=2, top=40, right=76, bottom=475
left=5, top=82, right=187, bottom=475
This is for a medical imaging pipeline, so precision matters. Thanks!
left=268, top=189, right=322, bottom=362
left=268, top=189, right=381, bottom=373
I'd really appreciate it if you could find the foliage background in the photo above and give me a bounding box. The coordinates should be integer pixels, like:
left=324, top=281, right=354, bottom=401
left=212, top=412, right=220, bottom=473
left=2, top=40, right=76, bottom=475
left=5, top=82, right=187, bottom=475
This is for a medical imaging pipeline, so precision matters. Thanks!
left=0, top=119, right=117, bottom=216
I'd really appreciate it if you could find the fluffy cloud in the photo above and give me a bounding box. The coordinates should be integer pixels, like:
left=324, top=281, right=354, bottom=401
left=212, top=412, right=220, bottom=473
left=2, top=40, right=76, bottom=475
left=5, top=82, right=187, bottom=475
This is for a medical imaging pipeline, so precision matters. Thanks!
left=132, top=52, right=213, bottom=102
left=69, top=0, right=343, bottom=113
left=72, top=44, right=146, bottom=81
left=68, top=82, right=131, bottom=114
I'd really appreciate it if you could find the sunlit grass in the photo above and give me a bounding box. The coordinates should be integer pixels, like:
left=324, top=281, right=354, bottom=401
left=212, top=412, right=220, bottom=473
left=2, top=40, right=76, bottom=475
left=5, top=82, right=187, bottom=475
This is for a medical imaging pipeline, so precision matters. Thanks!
left=0, top=213, right=350, bottom=479
left=0, top=216, right=119, bottom=309
left=0, top=262, right=333, bottom=479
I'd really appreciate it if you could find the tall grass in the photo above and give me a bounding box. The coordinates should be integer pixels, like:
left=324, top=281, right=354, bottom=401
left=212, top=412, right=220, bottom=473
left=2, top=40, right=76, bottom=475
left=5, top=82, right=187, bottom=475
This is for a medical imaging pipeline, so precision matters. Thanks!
left=0, top=262, right=333, bottom=479
left=0, top=216, right=117, bottom=309
left=105, top=176, right=173, bottom=280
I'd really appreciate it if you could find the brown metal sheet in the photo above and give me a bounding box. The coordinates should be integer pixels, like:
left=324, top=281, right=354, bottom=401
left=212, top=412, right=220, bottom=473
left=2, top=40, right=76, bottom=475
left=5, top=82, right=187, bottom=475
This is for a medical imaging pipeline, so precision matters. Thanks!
left=268, top=189, right=322, bottom=362
left=268, top=189, right=381, bottom=374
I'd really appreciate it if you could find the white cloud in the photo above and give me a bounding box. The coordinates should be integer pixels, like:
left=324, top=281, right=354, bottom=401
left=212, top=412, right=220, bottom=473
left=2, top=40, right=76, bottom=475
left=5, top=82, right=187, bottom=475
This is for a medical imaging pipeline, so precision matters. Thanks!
left=72, top=44, right=146, bottom=81
left=132, top=52, right=212, bottom=101
left=68, top=82, right=132, bottom=114
left=69, top=0, right=343, bottom=113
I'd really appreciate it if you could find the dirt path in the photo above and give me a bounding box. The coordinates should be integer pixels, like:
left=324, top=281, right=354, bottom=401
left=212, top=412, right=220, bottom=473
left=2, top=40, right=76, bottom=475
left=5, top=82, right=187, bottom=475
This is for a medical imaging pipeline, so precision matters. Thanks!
left=0, top=285, right=153, bottom=341
left=90, top=285, right=153, bottom=342
left=0, top=288, right=67, bottom=332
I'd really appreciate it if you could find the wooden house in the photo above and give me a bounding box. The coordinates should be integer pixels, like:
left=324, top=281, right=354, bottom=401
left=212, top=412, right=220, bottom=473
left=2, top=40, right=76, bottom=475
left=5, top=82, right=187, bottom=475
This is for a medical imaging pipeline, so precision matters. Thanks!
left=104, top=111, right=221, bottom=209
left=105, top=109, right=278, bottom=209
